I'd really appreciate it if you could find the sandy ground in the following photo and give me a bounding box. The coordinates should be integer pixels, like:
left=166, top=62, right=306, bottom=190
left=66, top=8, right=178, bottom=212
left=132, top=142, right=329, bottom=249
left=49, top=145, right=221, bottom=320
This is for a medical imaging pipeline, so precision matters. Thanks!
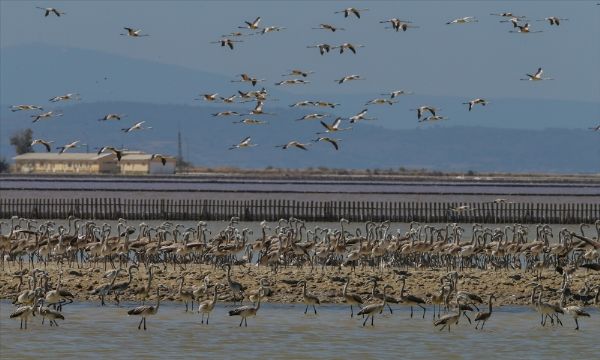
left=2, top=262, right=599, bottom=308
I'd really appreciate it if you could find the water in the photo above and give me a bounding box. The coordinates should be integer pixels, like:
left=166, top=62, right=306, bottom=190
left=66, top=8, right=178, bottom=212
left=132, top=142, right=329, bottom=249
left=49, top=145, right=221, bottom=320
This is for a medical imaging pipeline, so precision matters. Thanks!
left=1, top=301, right=598, bottom=359
left=3, top=176, right=600, bottom=195
left=2, top=176, right=599, bottom=204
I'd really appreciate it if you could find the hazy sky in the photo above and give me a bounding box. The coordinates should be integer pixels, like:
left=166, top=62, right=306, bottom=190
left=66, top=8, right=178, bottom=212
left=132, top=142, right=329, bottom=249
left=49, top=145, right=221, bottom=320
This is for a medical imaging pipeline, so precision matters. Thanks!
left=2, top=0, right=599, bottom=103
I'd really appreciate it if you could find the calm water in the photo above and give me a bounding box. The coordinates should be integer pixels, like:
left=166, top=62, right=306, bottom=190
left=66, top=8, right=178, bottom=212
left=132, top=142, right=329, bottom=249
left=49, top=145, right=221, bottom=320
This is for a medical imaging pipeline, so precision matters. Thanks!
left=1, top=301, right=598, bottom=359
left=2, top=176, right=599, bottom=203
left=3, top=176, right=600, bottom=195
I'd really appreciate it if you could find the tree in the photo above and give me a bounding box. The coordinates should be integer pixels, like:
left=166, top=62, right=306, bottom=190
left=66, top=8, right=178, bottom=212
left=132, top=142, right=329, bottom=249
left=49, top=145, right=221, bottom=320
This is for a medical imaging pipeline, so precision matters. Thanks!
left=0, top=157, right=9, bottom=173
left=10, top=128, right=33, bottom=154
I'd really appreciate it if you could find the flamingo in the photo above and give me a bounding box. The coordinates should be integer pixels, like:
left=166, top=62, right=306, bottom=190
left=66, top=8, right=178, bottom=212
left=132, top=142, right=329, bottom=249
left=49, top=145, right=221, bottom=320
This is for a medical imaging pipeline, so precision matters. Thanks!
left=127, top=286, right=165, bottom=330
left=198, top=284, right=220, bottom=324
left=411, top=106, right=437, bottom=119
left=229, top=137, right=257, bottom=150
left=239, top=17, right=261, bottom=30
left=463, top=98, right=488, bottom=111
left=312, top=24, right=344, bottom=32
left=335, top=7, right=368, bottom=19
left=11, top=105, right=43, bottom=112
left=211, top=38, right=242, bottom=49
left=510, top=23, right=542, bottom=33
left=120, top=27, right=149, bottom=37
left=357, top=284, right=392, bottom=326
left=312, top=137, right=340, bottom=150
left=446, top=17, right=478, bottom=25
left=307, top=43, right=332, bottom=55
left=31, top=111, right=63, bottom=123
left=228, top=289, right=265, bottom=327
left=520, top=67, right=553, bottom=81
left=537, top=17, right=568, bottom=26
left=317, top=118, right=351, bottom=133
left=97, top=146, right=125, bottom=161
left=150, top=154, right=170, bottom=165
left=121, top=121, right=152, bottom=133
left=36, top=7, right=65, bottom=17
left=275, top=141, right=311, bottom=151
left=31, top=139, right=53, bottom=152
left=57, top=140, right=80, bottom=154
left=98, top=114, right=125, bottom=121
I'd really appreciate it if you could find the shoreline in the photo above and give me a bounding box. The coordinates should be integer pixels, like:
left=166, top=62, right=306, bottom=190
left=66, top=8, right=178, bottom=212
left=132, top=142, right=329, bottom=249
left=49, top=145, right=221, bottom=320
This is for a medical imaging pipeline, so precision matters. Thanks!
left=3, top=172, right=600, bottom=184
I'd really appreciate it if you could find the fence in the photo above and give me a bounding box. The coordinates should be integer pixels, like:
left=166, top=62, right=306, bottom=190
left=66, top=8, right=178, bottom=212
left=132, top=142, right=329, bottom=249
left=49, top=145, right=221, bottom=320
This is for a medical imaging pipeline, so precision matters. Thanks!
left=0, top=198, right=598, bottom=224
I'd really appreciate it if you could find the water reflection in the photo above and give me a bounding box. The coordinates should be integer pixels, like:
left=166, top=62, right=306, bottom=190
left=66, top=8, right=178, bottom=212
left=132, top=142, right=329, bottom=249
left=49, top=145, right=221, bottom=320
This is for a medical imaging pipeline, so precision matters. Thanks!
left=2, top=301, right=598, bottom=359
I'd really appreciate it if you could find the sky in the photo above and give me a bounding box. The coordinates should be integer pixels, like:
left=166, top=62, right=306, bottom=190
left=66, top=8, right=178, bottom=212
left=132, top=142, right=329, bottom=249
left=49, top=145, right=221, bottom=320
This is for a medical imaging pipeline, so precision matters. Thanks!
left=1, top=0, right=600, bottom=103
left=0, top=1, right=599, bottom=172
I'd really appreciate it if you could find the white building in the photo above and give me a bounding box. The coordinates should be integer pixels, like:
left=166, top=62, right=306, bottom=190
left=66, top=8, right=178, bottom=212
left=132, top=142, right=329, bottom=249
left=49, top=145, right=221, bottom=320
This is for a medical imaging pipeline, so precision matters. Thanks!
left=13, top=152, right=176, bottom=175
left=119, top=153, right=176, bottom=174
left=13, top=153, right=119, bottom=174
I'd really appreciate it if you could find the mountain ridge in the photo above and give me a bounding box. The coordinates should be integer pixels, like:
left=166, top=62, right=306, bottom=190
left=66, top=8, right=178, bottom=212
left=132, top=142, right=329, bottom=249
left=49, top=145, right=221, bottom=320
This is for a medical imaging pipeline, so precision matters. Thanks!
left=1, top=101, right=598, bottom=173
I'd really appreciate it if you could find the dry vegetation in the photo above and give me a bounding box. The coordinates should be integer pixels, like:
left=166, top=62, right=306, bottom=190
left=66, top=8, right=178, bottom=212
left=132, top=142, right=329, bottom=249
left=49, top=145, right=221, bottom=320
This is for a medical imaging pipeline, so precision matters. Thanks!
left=180, top=166, right=600, bottom=183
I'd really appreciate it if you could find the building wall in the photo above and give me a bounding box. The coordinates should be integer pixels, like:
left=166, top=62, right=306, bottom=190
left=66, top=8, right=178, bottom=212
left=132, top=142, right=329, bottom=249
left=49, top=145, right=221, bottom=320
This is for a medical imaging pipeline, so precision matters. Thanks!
left=119, top=160, right=176, bottom=174
left=15, top=160, right=118, bottom=174
left=13, top=154, right=174, bottom=174
left=120, top=161, right=150, bottom=174
left=99, top=162, right=119, bottom=173
left=149, top=161, right=176, bottom=174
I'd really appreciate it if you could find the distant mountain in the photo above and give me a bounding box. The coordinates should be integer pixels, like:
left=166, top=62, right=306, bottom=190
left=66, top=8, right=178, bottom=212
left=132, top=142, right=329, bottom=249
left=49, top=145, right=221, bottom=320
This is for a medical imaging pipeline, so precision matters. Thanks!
left=1, top=44, right=598, bottom=131
left=0, top=43, right=236, bottom=105
left=1, top=101, right=598, bottom=173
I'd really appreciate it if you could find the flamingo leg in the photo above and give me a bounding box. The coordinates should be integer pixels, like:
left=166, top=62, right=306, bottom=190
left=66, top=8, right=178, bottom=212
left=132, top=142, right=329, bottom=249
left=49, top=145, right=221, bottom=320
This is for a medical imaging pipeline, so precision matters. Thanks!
left=419, top=304, right=426, bottom=318
left=463, top=312, right=472, bottom=324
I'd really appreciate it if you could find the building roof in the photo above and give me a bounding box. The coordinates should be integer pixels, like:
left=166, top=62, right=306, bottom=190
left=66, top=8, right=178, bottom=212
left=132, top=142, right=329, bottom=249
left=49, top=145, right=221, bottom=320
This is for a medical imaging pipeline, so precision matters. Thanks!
left=13, top=152, right=116, bottom=161
left=121, top=154, right=155, bottom=161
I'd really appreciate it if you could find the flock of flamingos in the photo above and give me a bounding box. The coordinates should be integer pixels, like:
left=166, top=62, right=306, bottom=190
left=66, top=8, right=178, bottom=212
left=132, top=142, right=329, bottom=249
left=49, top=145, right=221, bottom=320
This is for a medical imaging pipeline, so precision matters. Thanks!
left=11, top=5, right=600, bottom=157
left=3, top=3, right=599, bottom=337
left=3, top=216, right=599, bottom=331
